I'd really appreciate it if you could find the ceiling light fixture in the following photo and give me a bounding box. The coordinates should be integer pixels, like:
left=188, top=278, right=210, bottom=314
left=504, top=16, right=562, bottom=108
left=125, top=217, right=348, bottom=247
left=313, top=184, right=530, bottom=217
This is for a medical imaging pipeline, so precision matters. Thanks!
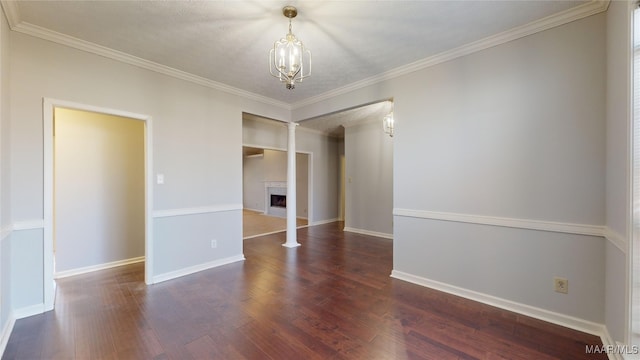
left=269, top=5, right=311, bottom=90
left=383, top=112, right=394, bottom=137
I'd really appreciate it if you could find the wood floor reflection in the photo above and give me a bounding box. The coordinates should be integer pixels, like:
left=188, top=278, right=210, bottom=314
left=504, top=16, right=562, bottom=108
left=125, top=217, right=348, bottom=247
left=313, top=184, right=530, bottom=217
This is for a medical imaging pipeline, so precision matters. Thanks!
left=3, top=222, right=606, bottom=359
left=243, top=209, right=307, bottom=238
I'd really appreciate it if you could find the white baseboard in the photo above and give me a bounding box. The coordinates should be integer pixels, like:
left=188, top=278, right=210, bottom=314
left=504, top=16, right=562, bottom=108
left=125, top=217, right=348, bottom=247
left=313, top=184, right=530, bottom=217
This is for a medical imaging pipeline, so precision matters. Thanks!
left=0, top=313, right=15, bottom=357
left=311, top=218, right=340, bottom=226
left=597, top=329, right=623, bottom=360
left=152, top=254, right=245, bottom=284
left=243, top=229, right=286, bottom=239
left=343, top=226, right=393, bottom=240
left=54, top=256, right=145, bottom=279
left=13, top=303, right=47, bottom=320
left=391, top=270, right=606, bottom=337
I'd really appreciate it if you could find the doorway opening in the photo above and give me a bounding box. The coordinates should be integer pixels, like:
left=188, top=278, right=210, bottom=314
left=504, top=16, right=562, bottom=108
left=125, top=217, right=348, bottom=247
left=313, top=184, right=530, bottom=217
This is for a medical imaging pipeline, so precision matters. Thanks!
left=43, top=99, right=153, bottom=311
left=242, top=146, right=310, bottom=238
left=298, top=99, right=394, bottom=239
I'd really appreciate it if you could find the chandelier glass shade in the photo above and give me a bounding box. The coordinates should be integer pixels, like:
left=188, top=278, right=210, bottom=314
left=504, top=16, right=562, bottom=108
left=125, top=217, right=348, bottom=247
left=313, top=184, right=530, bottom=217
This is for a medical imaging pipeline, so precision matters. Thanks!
left=269, top=6, right=311, bottom=90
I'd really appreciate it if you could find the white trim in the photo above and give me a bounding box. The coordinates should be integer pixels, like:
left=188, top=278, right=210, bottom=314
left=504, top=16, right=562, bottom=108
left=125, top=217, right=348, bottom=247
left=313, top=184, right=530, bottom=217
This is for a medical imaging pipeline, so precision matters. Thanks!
left=152, top=204, right=242, bottom=218
left=0, top=225, right=11, bottom=242
left=628, top=0, right=637, bottom=347
left=604, top=227, right=628, bottom=254
left=13, top=303, right=47, bottom=320
left=291, top=0, right=610, bottom=109
left=43, top=98, right=155, bottom=300
left=390, top=270, right=606, bottom=337
left=343, top=226, right=393, bottom=240
left=1, top=1, right=606, bottom=112
left=310, top=218, right=340, bottom=226
left=12, top=219, right=44, bottom=231
left=0, top=313, right=15, bottom=357
left=599, top=330, right=624, bottom=360
left=54, top=256, right=145, bottom=279
left=243, top=143, right=287, bottom=152
left=6, top=21, right=291, bottom=111
left=394, top=208, right=605, bottom=237
left=152, top=254, right=245, bottom=284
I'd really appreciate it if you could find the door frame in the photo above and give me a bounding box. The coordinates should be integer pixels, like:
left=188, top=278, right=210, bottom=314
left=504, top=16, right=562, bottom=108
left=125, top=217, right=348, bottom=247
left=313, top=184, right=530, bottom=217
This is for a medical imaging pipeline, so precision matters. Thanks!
left=42, top=98, right=154, bottom=310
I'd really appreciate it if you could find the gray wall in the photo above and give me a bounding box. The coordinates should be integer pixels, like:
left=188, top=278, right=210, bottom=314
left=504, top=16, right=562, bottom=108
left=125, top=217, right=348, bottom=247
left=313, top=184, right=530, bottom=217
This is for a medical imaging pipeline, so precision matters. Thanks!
left=54, top=108, right=145, bottom=273
left=293, top=14, right=608, bottom=324
left=344, top=120, right=393, bottom=236
left=0, top=0, right=631, bottom=348
left=0, top=3, right=11, bottom=340
left=7, top=28, right=288, bottom=309
left=605, top=0, right=632, bottom=344
left=296, top=152, right=309, bottom=219
left=243, top=118, right=340, bottom=223
left=242, top=154, right=265, bottom=212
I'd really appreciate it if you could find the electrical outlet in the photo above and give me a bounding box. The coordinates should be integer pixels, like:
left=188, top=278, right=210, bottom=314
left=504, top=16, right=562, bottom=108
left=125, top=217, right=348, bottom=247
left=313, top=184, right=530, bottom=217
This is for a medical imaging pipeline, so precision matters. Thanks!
left=554, top=277, right=568, bottom=294
left=210, top=239, right=217, bottom=249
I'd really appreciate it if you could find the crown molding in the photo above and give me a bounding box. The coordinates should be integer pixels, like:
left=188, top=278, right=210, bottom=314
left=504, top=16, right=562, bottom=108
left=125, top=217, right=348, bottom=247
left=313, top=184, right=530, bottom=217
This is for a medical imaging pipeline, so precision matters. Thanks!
left=291, top=0, right=610, bottom=109
left=2, top=0, right=609, bottom=111
left=4, top=17, right=291, bottom=111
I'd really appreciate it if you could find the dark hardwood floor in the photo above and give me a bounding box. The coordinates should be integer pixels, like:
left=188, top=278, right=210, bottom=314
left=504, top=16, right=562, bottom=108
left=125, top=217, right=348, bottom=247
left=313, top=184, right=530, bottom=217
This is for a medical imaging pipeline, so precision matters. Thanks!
left=3, top=222, right=607, bottom=359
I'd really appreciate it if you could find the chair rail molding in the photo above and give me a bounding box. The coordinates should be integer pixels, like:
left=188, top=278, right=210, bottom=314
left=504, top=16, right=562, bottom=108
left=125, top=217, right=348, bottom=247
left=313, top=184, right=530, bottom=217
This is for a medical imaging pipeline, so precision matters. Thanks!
left=393, top=208, right=604, bottom=237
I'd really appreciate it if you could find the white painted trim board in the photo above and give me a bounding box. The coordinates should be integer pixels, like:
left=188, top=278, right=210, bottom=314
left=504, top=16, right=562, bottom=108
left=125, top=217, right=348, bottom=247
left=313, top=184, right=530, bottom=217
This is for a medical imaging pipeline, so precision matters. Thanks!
left=391, top=270, right=609, bottom=340
left=55, top=256, right=145, bottom=279
left=152, top=254, right=245, bottom=284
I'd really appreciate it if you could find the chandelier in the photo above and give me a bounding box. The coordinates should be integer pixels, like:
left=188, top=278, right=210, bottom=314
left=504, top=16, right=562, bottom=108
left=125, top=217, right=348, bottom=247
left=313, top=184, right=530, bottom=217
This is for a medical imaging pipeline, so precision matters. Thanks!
left=383, top=112, right=394, bottom=137
left=269, top=6, right=311, bottom=90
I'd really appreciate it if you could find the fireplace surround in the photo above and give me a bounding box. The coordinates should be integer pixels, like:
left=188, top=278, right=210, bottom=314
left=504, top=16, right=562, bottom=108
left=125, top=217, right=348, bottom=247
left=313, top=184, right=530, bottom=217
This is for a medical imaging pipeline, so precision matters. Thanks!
left=264, top=181, right=287, bottom=217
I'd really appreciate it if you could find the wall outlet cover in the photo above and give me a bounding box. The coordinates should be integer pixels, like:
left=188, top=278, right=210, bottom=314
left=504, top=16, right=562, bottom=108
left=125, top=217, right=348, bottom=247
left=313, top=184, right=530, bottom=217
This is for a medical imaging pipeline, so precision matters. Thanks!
left=554, top=277, right=568, bottom=294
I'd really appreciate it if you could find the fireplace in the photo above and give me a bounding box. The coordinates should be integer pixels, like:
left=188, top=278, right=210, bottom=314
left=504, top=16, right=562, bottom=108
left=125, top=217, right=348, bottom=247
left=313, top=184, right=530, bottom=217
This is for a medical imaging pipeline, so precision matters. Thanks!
left=264, top=181, right=287, bottom=217
left=270, top=194, right=286, bottom=208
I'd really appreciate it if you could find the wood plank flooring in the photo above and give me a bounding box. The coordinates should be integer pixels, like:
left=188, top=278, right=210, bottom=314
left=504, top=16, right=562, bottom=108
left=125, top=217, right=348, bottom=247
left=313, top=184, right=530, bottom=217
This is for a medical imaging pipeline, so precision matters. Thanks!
left=3, top=222, right=607, bottom=359
left=243, top=209, right=308, bottom=238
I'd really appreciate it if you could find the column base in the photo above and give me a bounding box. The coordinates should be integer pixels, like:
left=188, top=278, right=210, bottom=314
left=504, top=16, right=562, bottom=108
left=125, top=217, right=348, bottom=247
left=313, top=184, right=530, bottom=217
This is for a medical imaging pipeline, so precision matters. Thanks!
left=282, top=242, right=301, bottom=248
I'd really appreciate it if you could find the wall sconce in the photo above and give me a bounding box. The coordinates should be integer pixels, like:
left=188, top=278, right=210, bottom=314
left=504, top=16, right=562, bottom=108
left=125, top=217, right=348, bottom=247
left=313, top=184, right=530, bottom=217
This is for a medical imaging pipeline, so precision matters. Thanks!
left=383, top=112, right=394, bottom=137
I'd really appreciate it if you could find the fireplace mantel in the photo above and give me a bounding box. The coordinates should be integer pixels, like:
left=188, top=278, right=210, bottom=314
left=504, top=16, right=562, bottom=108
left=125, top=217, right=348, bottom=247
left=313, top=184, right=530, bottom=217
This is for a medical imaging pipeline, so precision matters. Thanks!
left=264, top=181, right=287, bottom=188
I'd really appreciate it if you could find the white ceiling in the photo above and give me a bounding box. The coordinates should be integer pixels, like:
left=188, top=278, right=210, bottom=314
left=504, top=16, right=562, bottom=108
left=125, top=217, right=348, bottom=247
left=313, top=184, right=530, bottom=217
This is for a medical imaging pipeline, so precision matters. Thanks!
left=4, top=0, right=593, bottom=134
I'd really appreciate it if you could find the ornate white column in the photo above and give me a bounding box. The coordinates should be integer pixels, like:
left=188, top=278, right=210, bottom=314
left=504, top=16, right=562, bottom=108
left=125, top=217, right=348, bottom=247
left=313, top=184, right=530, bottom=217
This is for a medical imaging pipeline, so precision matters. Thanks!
left=283, top=122, right=301, bottom=248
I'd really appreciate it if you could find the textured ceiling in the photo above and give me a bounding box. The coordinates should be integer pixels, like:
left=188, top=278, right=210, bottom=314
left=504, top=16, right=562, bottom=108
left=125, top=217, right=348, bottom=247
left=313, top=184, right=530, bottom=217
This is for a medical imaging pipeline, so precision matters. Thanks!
left=6, top=0, right=594, bottom=135
left=298, top=101, right=394, bottom=138
left=9, top=0, right=589, bottom=107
